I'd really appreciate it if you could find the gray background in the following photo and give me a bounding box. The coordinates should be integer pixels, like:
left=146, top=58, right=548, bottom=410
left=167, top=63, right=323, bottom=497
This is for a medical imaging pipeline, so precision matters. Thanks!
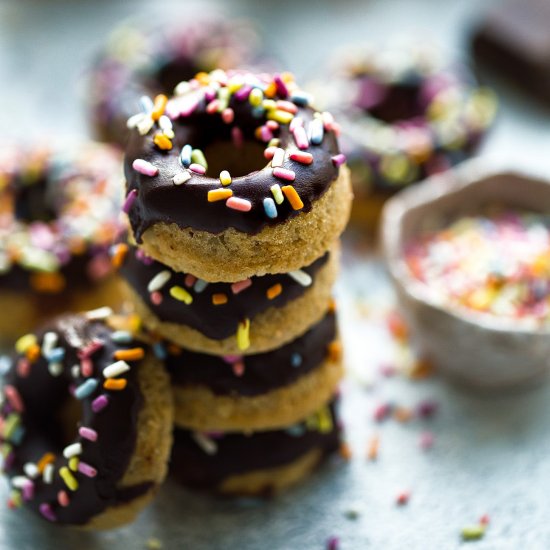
left=1, top=0, right=550, bottom=549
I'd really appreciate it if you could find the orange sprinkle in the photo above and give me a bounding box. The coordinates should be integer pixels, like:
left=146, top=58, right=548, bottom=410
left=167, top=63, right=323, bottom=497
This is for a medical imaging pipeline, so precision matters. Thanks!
left=208, top=189, right=233, bottom=202
left=339, top=442, right=352, bottom=461
left=195, top=72, right=210, bottom=85
left=367, top=435, right=380, bottom=461
left=387, top=311, right=409, bottom=341
left=111, top=243, right=129, bottom=269
left=37, top=452, right=56, bottom=473
left=281, top=185, right=304, bottom=210
left=113, top=348, right=145, bottom=362
left=151, top=94, right=168, bottom=120
left=327, top=298, right=337, bottom=314
left=167, top=343, right=182, bottom=356
left=393, top=407, right=413, bottom=423
left=153, top=133, right=173, bottom=150
left=264, top=81, right=277, bottom=98
left=327, top=340, right=342, bottom=362
left=212, top=293, right=228, bottom=305
left=409, top=358, right=435, bottom=380
left=266, top=283, right=282, bottom=300
left=25, top=343, right=41, bottom=363
left=29, top=272, right=66, bottom=293
left=104, top=379, right=127, bottom=391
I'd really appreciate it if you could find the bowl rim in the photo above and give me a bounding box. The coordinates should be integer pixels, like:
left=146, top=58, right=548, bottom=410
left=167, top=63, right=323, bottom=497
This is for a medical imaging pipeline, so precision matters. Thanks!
left=381, top=158, right=550, bottom=336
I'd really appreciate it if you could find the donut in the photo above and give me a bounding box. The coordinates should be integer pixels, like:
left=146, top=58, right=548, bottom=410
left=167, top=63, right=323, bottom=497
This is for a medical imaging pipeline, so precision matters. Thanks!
left=310, top=44, right=497, bottom=231
left=124, top=69, right=352, bottom=282
left=0, top=144, right=126, bottom=341
left=115, top=239, right=338, bottom=354
left=0, top=310, right=173, bottom=529
left=89, top=17, right=261, bottom=145
left=164, top=311, right=343, bottom=432
left=170, top=400, right=340, bottom=496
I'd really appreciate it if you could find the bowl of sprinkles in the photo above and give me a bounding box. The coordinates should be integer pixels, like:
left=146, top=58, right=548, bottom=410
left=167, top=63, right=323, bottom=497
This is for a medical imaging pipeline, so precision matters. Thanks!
left=382, top=160, right=550, bottom=389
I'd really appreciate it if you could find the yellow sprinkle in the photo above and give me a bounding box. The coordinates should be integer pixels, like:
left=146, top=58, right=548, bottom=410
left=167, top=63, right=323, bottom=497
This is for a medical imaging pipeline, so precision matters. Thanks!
left=170, top=286, right=193, bottom=304
left=59, top=467, right=78, bottom=491
left=219, top=170, right=232, bottom=186
left=153, top=133, right=173, bottom=151
left=237, top=318, right=250, bottom=351
left=266, top=283, right=283, bottom=300
left=208, top=189, right=233, bottom=202
left=212, top=293, right=228, bottom=305
left=151, top=94, right=168, bottom=120
left=249, top=88, right=263, bottom=106
left=262, top=99, right=276, bottom=110
left=68, top=457, right=80, bottom=472
left=267, top=109, right=294, bottom=125
left=15, top=334, right=37, bottom=354
left=195, top=71, right=210, bottom=85
left=270, top=184, right=284, bottom=205
left=281, top=185, right=304, bottom=210
left=103, top=378, right=128, bottom=391
left=227, top=77, right=243, bottom=93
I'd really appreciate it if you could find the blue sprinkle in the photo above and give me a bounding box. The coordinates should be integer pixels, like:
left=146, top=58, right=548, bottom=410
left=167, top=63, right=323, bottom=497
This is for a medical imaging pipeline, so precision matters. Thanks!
left=290, top=91, right=311, bottom=107
left=153, top=342, right=168, bottom=360
left=291, top=353, right=302, bottom=368
left=251, top=106, right=265, bottom=118
left=263, top=198, right=278, bottom=219
left=46, top=347, right=65, bottom=363
left=179, top=144, right=192, bottom=167
left=193, top=279, right=209, bottom=293
left=0, top=355, right=12, bottom=376
left=309, top=119, right=324, bottom=145
left=111, top=330, right=133, bottom=344
left=139, top=95, right=154, bottom=113
left=75, top=379, right=98, bottom=400
left=10, top=426, right=25, bottom=445
left=286, top=424, right=306, bottom=437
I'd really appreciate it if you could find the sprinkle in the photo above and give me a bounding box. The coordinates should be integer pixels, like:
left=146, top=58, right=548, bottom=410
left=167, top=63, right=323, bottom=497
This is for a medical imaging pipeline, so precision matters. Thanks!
left=85, top=307, right=113, bottom=321
left=184, top=274, right=196, bottom=288
left=159, top=114, right=173, bottom=133
left=232, top=127, right=243, bottom=148
left=276, top=100, right=298, bottom=114
left=153, top=133, right=173, bottom=150
left=270, top=148, right=285, bottom=167
left=231, top=279, right=252, bottom=294
left=179, top=144, right=192, bottom=167
left=290, top=151, right=313, bottom=165
left=62, top=443, right=82, bottom=459
left=104, top=360, right=132, bottom=378
left=326, top=536, right=340, bottom=550
left=273, top=167, right=296, bottom=182
left=206, top=99, right=220, bottom=114
left=267, top=109, right=294, bottom=124
left=92, top=394, right=109, bottom=412
left=148, top=270, right=171, bottom=293
left=331, top=153, right=346, bottom=167
left=192, top=432, right=218, bottom=456
left=212, top=293, right=228, bottom=305
left=194, top=279, right=209, bottom=293
left=78, top=462, right=98, bottom=478
left=237, top=319, right=250, bottom=351
left=290, top=91, right=311, bottom=106
left=219, top=170, right=232, bottom=186
left=339, top=443, right=353, bottom=461
left=111, top=243, right=129, bottom=269
left=226, top=197, right=252, bottom=212
left=132, top=159, right=159, bottom=176
left=291, top=353, right=302, bottom=367
left=78, top=427, right=98, bottom=441
left=222, top=108, right=234, bottom=124
left=68, top=457, right=79, bottom=472
left=103, top=378, right=127, bottom=391
left=288, top=269, right=312, bottom=286
left=37, top=453, right=55, bottom=473
left=208, top=189, right=233, bottom=202
left=43, top=463, right=54, bottom=484
left=170, top=286, right=193, bottom=304
left=461, top=525, right=486, bottom=541
left=151, top=94, right=168, bottom=120
left=4, top=386, right=24, bottom=413
left=293, top=126, right=309, bottom=150
left=59, top=466, right=78, bottom=491
left=270, top=184, right=284, bottom=205
left=274, top=74, right=289, bottom=98
left=42, top=331, right=58, bottom=357
left=58, top=490, right=70, bottom=507
left=3, top=414, right=21, bottom=441
left=232, top=361, right=245, bottom=377
left=367, top=434, right=380, bottom=461
left=137, top=115, right=155, bottom=135
left=191, top=149, right=208, bottom=169
left=74, top=379, right=98, bottom=400
left=122, top=189, right=138, bottom=214
left=309, top=118, right=324, bottom=145
left=39, top=503, right=56, bottom=522
left=263, top=197, right=278, bottom=219
left=23, top=463, right=39, bottom=479
left=396, top=491, right=411, bottom=506
left=15, top=334, right=37, bottom=354
left=189, top=163, right=206, bottom=175
left=249, top=88, right=264, bottom=106
left=267, top=284, right=283, bottom=300
left=113, top=348, right=144, bottom=362
left=290, top=117, right=303, bottom=132
left=373, top=402, right=392, bottom=422
left=282, top=185, right=304, bottom=209
left=264, top=146, right=277, bottom=160
left=139, top=95, right=154, bottom=113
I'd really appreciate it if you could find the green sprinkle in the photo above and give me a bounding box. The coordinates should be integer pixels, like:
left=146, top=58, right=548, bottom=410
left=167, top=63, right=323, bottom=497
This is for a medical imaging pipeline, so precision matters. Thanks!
left=461, top=525, right=486, bottom=541
left=191, top=149, right=208, bottom=170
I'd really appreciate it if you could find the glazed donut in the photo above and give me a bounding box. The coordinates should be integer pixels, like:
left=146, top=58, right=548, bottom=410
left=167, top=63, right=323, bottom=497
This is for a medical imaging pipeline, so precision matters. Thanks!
left=124, top=69, right=352, bottom=282
left=0, top=310, right=173, bottom=529
left=0, top=144, right=125, bottom=341
left=311, top=44, right=497, bottom=231
left=115, top=240, right=338, bottom=354
left=89, top=17, right=260, bottom=145
left=165, top=311, right=343, bottom=432
left=170, top=400, right=341, bottom=496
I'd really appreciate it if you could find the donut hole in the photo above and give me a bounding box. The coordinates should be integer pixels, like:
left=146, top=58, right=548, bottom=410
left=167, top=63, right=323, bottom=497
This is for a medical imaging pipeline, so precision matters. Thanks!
left=154, top=59, right=201, bottom=96
left=57, top=395, right=84, bottom=448
left=201, top=140, right=267, bottom=177
left=14, top=177, right=57, bottom=223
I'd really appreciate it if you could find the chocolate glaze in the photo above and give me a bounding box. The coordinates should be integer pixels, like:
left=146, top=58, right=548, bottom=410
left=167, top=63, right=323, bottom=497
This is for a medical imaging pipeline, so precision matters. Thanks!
left=167, top=311, right=336, bottom=396
left=0, top=315, right=152, bottom=525
left=120, top=242, right=329, bottom=340
left=170, top=401, right=340, bottom=492
left=125, top=95, right=340, bottom=239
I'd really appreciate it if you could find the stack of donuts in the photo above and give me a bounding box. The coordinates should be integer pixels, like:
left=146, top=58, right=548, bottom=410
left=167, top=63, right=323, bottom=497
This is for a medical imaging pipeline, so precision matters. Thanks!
left=118, top=69, right=353, bottom=496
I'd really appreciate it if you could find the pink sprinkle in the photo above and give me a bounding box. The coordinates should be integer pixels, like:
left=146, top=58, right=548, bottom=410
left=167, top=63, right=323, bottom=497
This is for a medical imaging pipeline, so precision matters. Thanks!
left=78, top=462, right=98, bottom=478
left=419, top=431, right=435, bottom=450
left=132, top=159, right=158, bottom=177
left=22, top=481, right=34, bottom=501
left=16, top=358, right=31, bottom=378
left=78, top=340, right=103, bottom=360
left=189, top=163, right=206, bottom=175
left=373, top=402, right=392, bottom=422
left=260, top=126, right=273, bottom=142
left=184, top=274, right=197, bottom=288
left=326, top=536, right=339, bottom=550
left=480, top=514, right=490, bottom=526
left=293, top=126, right=309, bottom=150
left=266, top=120, right=279, bottom=131
left=39, top=503, right=56, bottom=522
left=226, top=197, right=252, bottom=212
left=264, top=146, right=277, bottom=160
left=179, top=96, right=200, bottom=117
left=136, top=249, right=154, bottom=265
left=92, top=394, right=109, bottom=413
left=322, top=111, right=335, bottom=129
left=231, top=279, right=252, bottom=294
left=206, top=99, right=220, bottom=114
left=150, top=291, right=163, bottom=305
left=204, top=87, right=216, bottom=102
left=289, top=117, right=304, bottom=132
left=4, top=386, right=24, bottom=413
left=274, top=75, right=289, bottom=98
left=234, top=85, right=252, bottom=101
left=290, top=151, right=313, bottom=165
left=122, top=189, right=138, bottom=214
left=222, top=108, right=234, bottom=124
left=232, top=361, right=245, bottom=377
left=331, top=153, right=346, bottom=167
left=57, top=490, right=70, bottom=507
left=78, top=427, right=98, bottom=441
left=222, top=355, right=243, bottom=363
left=331, top=122, right=342, bottom=137
left=396, top=491, right=411, bottom=506
left=80, top=358, right=93, bottom=378
left=87, top=254, right=112, bottom=281
left=232, top=127, right=243, bottom=148
left=417, top=400, right=439, bottom=419
left=273, top=167, right=296, bottom=181
left=276, top=100, right=298, bottom=114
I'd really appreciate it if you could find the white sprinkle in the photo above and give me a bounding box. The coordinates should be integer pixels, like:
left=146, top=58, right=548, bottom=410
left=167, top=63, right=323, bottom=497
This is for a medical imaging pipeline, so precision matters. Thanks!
left=288, top=269, right=313, bottom=287
left=172, top=172, right=191, bottom=185
left=127, top=112, right=146, bottom=129
left=270, top=148, right=285, bottom=168
left=63, top=443, right=83, bottom=459
left=147, top=270, right=172, bottom=293
left=163, top=128, right=175, bottom=139
left=71, top=365, right=81, bottom=379
left=85, top=307, right=113, bottom=320
left=48, top=361, right=63, bottom=377
left=43, top=464, right=54, bottom=484
left=174, top=81, right=191, bottom=96
left=42, top=332, right=58, bottom=357
left=12, top=476, right=30, bottom=489
left=159, top=115, right=173, bottom=131
left=23, top=463, right=39, bottom=479
left=103, top=360, right=130, bottom=379
left=111, top=331, right=133, bottom=344
left=137, top=116, right=155, bottom=136
left=192, top=432, right=218, bottom=456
